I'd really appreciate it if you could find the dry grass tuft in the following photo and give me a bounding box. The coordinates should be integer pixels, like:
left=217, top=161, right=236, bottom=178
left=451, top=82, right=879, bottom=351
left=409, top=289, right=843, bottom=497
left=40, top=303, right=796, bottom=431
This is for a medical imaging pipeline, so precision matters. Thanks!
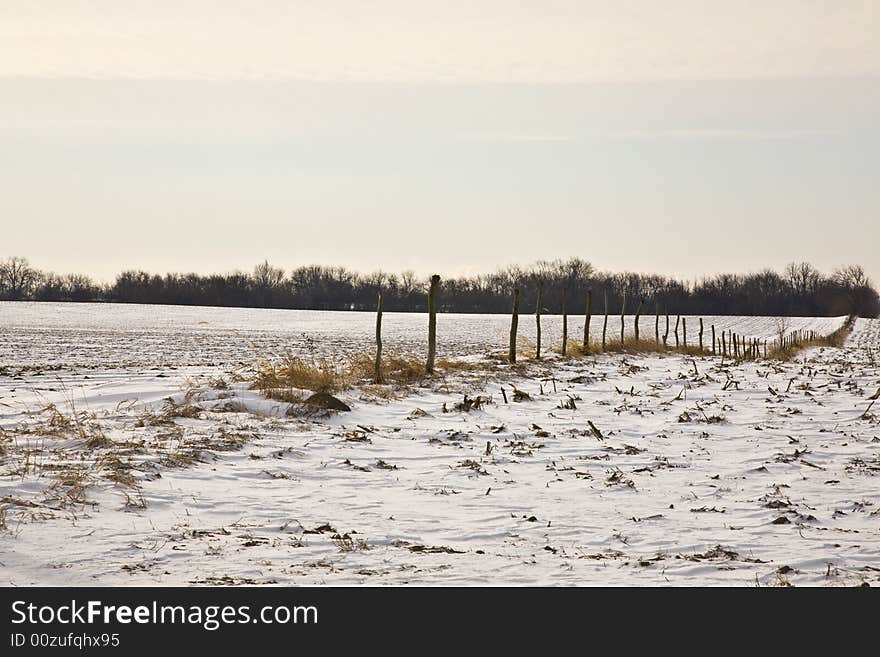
left=349, top=354, right=425, bottom=386
left=160, top=398, right=202, bottom=420
left=96, top=454, right=139, bottom=488
left=157, top=450, right=203, bottom=469
left=254, top=356, right=348, bottom=396
left=514, top=336, right=537, bottom=359
left=45, top=469, right=92, bottom=509
left=253, top=352, right=486, bottom=402
left=555, top=337, right=708, bottom=358
left=136, top=396, right=204, bottom=426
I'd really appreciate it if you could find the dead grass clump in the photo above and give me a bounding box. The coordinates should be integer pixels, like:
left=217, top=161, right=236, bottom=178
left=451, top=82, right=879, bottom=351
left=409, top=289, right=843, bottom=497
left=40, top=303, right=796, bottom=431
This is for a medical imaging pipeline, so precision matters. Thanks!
left=254, top=352, right=487, bottom=402
left=137, top=397, right=204, bottom=426
left=766, top=344, right=809, bottom=362
left=254, top=355, right=348, bottom=396
left=436, top=356, right=476, bottom=372
left=96, top=454, right=139, bottom=488
left=552, top=338, right=585, bottom=356
left=42, top=405, right=74, bottom=434
left=121, top=490, right=147, bottom=509
left=158, top=450, right=203, bottom=469
left=514, top=336, right=537, bottom=359
left=34, top=404, right=106, bottom=442
left=161, top=398, right=202, bottom=420
left=189, top=428, right=253, bottom=452
left=45, top=469, right=92, bottom=508
left=350, top=354, right=425, bottom=386
left=261, top=388, right=307, bottom=404
left=360, top=353, right=483, bottom=385
left=587, top=338, right=706, bottom=357
left=358, top=384, right=408, bottom=401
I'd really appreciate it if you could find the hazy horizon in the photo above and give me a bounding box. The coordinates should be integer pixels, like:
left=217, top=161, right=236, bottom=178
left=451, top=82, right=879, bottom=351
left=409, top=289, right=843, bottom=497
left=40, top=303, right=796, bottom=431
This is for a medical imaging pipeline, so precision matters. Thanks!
left=2, top=3, right=878, bottom=284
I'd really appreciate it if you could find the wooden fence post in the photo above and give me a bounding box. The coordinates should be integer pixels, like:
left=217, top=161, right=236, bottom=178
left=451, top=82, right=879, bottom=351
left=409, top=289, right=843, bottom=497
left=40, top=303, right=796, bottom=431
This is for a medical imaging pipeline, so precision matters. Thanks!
left=561, top=286, right=568, bottom=356
left=535, top=280, right=543, bottom=361
left=722, top=331, right=727, bottom=357
left=655, top=302, right=660, bottom=344
left=583, top=289, right=593, bottom=354
left=374, top=291, right=383, bottom=383
left=674, top=315, right=680, bottom=347
left=509, top=288, right=520, bottom=364
left=711, top=324, right=716, bottom=356
left=682, top=317, right=688, bottom=347
left=602, top=289, right=609, bottom=351
left=663, top=311, right=669, bottom=347
left=634, top=297, right=644, bottom=344
left=426, top=274, right=440, bottom=374
left=699, top=318, right=704, bottom=352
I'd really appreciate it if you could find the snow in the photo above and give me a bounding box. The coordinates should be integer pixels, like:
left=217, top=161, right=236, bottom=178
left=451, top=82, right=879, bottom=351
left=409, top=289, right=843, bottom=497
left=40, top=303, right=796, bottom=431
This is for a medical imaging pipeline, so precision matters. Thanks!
left=0, top=304, right=877, bottom=586
left=0, top=301, right=849, bottom=368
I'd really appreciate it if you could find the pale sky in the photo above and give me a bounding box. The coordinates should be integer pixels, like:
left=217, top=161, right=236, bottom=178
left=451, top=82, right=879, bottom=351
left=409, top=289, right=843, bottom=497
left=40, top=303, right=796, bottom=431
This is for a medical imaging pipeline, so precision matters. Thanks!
left=1, top=2, right=878, bottom=283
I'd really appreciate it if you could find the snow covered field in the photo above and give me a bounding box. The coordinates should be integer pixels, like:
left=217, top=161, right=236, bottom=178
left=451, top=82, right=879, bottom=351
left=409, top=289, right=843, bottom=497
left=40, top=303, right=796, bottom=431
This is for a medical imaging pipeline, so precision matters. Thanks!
left=0, top=304, right=877, bottom=586
left=0, top=302, right=848, bottom=368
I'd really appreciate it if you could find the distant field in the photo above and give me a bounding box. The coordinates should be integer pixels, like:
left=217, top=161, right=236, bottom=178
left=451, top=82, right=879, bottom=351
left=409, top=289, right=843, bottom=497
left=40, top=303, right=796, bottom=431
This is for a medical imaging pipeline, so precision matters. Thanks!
left=0, top=302, right=849, bottom=369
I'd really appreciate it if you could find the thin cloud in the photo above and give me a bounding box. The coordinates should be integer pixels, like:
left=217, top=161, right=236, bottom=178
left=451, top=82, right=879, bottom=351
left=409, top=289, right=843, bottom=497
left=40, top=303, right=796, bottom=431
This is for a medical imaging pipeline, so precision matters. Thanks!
left=606, top=128, right=845, bottom=141
left=457, top=133, right=574, bottom=143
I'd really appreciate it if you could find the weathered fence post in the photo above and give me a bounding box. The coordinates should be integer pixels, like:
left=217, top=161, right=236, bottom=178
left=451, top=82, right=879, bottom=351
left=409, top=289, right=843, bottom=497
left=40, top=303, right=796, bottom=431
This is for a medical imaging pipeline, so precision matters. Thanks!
left=711, top=324, right=716, bottom=355
left=426, top=274, right=440, bottom=374
left=634, top=297, right=644, bottom=344
left=583, top=289, right=593, bottom=354
left=655, top=302, right=660, bottom=344
left=374, top=291, right=383, bottom=383
left=509, top=288, right=520, bottom=364
left=663, top=311, right=669, bottom=347
left=674, top=315, right=680, bottom=347
left=602, top=289, right=609, bottom=351
left=561, top=286, right=568, bottom=356
left=699, top=318, right=704, bottom=352
left=682, top=317, right=688, bottom=347
left=535, top=280, right=543, bottom=361
left=722, top=331, right=727, bottom=357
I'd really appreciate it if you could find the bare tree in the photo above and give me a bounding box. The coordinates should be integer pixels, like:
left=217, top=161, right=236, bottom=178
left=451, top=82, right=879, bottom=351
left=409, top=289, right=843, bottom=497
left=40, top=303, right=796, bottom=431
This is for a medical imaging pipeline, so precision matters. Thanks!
left=0, top=256, right=38, bottom=300
left=253, top=260, right=285, bottom=289
left=784, top=262, right=820, bottom=296
left=833, top=265, right=870, bottom=289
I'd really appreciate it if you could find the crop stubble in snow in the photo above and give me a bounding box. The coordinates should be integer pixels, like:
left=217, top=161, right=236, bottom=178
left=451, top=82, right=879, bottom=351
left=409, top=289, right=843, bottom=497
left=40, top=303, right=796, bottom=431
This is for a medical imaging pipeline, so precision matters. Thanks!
left=0, top=305, right=877, bottom=586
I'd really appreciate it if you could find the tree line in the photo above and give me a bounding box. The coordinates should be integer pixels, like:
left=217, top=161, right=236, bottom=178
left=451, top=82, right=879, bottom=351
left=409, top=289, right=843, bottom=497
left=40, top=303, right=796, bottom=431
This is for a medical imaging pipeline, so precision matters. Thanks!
left=1, top=256, right=878, bottom=317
